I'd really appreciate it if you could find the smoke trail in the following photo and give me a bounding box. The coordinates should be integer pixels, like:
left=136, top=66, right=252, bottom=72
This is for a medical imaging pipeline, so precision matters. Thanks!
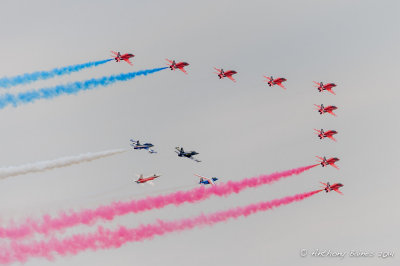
left=0, top=59, right=112, bottom=89
left=0, top=164, right=317, bottom=239
left=0, top=190, right=321, bottom=264
left=0, top=67, right=167, bottom=109
left=0, top=149, right=126, bottom=180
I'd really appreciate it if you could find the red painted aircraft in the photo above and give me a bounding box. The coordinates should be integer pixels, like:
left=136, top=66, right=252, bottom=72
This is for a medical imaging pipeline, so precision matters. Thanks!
left=314, top=104, right=338, bottom=116
left=264, top=76, right=287, bottom=90
left=111, top=51, right=135, bottom=65
left=314, top=129, right=338, bottom=142
left=320, top=182, right=344, bottom=195
left=316, top=156, right=340, bottom=170
left=214, top=67, right=237, bottom=82
left=135, top=174, right=161, bottom=184
left=166, top=59, right=189, bottom=74
left=313, top=81, right=337, bottom=95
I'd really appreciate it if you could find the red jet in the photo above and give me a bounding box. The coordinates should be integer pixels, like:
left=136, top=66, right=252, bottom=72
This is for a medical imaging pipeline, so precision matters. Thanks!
left=313, top=81, right=337, bottom=95
left=135, top=174, right=161, bottom=184
left=111, top=51, right=135, bottom=65
left=166, top=59, right=189, bottom=74
left=320, top=182, right=344, bottom=195
left=314, top=104, right=338, bottom=116
left=314, top=129, right=338, bottom=142
left=316, top=156, right=340, bottom=170
left=214, top=67, right=237, bottom=82
left=264, top=76, right=287, bottom=90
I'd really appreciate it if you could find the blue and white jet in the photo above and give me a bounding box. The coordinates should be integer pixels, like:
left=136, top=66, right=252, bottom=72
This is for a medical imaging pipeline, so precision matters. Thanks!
left=195, top=174, right=218, bottom=185
left=130, top=139, right=156, bottom=154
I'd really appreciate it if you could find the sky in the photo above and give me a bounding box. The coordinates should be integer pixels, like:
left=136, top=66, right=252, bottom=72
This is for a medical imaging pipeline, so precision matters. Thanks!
left=0, top=0, right=399, bottom=265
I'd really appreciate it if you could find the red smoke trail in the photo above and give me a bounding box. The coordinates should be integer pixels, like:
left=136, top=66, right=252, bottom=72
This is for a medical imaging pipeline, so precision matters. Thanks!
left=0, top=190, right=322, bottom=264
left=0, top=164, right=318, bottom=240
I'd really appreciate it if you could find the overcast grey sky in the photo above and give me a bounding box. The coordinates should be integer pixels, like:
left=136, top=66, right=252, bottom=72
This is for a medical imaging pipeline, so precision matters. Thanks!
left=0, top=0, right=399, bottom=265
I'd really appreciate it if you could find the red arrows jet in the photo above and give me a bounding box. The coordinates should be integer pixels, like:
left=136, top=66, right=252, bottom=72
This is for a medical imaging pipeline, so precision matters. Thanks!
left=313, top=81, right=337, bottom=95
left=135, top=174, right=161, bottom=184
left=166, top=59, right=189, bottom=74
left=264, top=76, right=287, bottom=90
left=314, top=129, right=338, bottom=142
left=320, top=182, right=344, bottom=195
left=111, top=51, right=135, bottom=65
left=314, top=104, right=338, bottom=116
left=316, top=156, right=340, bottom=170
left=214, top=67, right=237, bottom=82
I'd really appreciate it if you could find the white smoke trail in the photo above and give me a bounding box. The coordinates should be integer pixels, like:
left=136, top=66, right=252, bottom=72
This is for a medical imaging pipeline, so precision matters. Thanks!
left=0, top=149, right=126, bottom=180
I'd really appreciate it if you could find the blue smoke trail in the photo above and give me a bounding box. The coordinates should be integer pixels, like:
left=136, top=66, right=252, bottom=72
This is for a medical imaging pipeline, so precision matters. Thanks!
left=0, top=67, right=167, bottom=109
left=0, top=59, right=112, bottom=89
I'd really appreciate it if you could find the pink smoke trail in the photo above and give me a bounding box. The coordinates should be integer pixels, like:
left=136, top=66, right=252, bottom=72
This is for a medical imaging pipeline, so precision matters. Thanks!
left=0, top=190, right=322, bottom=264
left=0, top=164, right=318, bottom=240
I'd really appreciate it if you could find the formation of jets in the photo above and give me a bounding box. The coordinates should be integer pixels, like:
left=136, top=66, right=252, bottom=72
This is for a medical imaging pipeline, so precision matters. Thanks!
left=312, top=76, right=342, bottom=194
left=114, top=51, right=343, bottom=193
left=110, top=52, right=343, bottom=98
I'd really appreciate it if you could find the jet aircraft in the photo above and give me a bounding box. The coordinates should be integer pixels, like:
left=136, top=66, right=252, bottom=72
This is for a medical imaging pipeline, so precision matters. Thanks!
left=111, top=51, right=134, bottom=65
left=194, top=174, right=218, bottom=185
left=214, top=67, right=237, bottom=82
left=130, top=139, right=156, bottom=153
left=175, top=147, right=201, bottom=162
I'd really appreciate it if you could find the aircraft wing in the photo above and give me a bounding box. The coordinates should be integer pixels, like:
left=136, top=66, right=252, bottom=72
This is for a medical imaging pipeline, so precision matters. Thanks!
left=111, top=51, right=118, bottom=56
left=328, top=136, right=337, bottom=142
left=313, top=81, right=322, bottom=87
left=277, top=82, right=286, bottom=90
left=166, top=59, right=173, bottom=64
left=206, top=177, right=215, bottom=185
left=214, top=67, right=221, bottom=72
left=124, top=59, right=133, bottom=66
left=330, top=163, right=340, bottom=170
left=327, top=89, right=336, bottom=95
left=194, top=174, right=207, bottom=179
left=319, top=182, right=327, bottom=186
left=227, top=75, right=236, bottom=82
left=264, top=76, right=272, bottom=81
left=316, top=156, right=324, bottom=161
left=333, top=189, right=343, bottom=195
left=327, top=111, right=337, bottom=116
left=178, top=67, right=188, bottom=74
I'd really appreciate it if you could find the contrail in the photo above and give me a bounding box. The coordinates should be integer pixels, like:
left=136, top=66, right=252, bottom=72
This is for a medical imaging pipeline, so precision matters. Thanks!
left=0, top=67, right=167, bottom=109
left=0, top=149, right=126, bottom=180
left=0, top=59, right=112, bottom=89
left=0, top=164, right=317, bottom=239
left=0, top=190, right=322, bottom=264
